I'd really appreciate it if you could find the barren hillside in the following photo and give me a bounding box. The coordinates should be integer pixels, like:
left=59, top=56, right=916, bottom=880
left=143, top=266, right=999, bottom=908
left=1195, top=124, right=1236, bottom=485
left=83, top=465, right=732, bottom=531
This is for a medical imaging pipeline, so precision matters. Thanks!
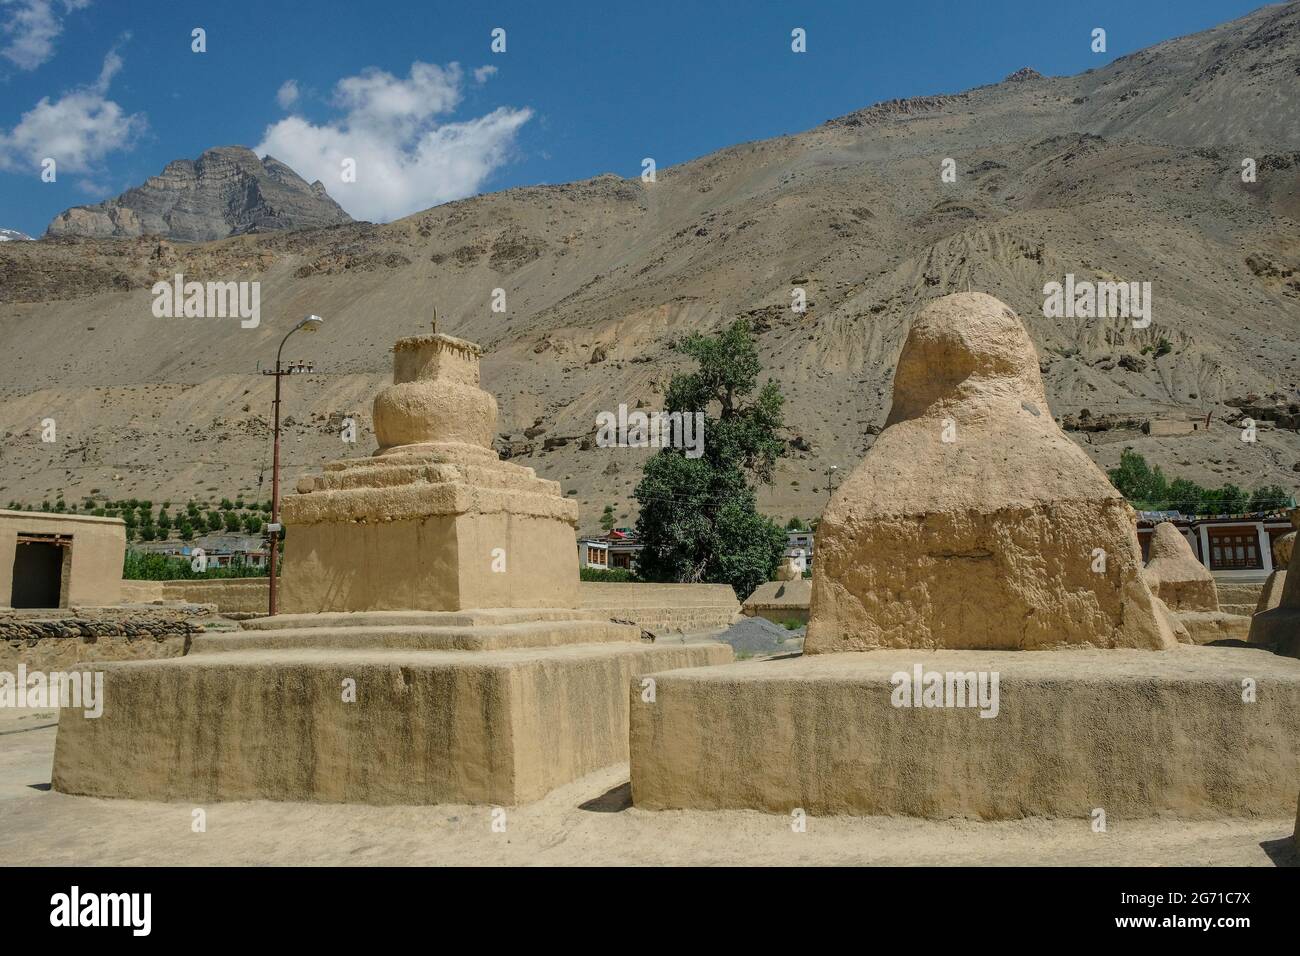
left=2, top=2, right=1299, bottom=532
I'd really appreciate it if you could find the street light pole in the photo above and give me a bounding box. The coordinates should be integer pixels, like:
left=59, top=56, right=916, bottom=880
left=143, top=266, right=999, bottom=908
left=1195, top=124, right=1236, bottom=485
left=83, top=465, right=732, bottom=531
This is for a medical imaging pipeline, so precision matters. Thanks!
left=262, top=315, right=323, bottom=616
left=825, top=464, right=838, bottom=505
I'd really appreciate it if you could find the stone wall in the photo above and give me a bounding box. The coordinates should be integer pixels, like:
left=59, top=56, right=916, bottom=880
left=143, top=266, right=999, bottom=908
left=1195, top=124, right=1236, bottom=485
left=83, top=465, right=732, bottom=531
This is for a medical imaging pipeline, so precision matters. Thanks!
left=1, top=607, right=201, bottom=669
left=120, top=578, right=269, bottom=615
left=578, top=582, right=739, bottom=633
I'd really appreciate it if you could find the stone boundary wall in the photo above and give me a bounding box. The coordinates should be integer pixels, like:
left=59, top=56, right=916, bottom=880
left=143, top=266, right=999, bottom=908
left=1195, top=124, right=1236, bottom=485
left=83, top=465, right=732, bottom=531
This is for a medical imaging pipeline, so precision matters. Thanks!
left=116, top=579, right=739, bottom=632
left=121, top=578, right=269, bottom=614
left=1, top=609, right=200, bottom=669
left=578, top=582, right=739, bottom=633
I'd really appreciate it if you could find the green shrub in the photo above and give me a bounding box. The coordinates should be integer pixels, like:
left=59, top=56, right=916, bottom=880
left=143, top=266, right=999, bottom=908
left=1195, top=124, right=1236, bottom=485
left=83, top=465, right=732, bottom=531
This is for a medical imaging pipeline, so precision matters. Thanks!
left=579, top=566, right=639, bottom=583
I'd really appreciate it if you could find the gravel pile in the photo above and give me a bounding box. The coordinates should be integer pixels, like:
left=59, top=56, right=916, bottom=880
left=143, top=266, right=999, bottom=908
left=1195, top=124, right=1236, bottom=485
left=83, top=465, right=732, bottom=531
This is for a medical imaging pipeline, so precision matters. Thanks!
left=716, top=616, right=805, bottom=657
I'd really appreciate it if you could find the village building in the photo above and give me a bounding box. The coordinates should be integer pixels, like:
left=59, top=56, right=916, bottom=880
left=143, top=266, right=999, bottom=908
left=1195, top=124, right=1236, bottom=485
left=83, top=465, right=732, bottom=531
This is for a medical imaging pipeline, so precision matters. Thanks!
left=131, top=533, right=269, bottom=569
left=0, top=509, right=125, bottom=608
left=578, top=529, right=641, bottom=570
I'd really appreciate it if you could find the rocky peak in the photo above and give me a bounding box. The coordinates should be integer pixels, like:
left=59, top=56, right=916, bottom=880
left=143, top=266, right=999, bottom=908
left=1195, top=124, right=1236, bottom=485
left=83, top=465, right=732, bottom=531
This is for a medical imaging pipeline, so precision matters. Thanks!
left=45, top=146, right=354, bottom=242
left=1003, top=67, right=1044, bottom=82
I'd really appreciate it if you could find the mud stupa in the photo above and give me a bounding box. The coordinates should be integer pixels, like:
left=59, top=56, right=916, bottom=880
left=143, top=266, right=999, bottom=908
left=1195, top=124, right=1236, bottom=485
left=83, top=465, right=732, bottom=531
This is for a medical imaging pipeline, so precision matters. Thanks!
left=1143, top=521, right=1249, bottom=643
left=281, top=327, right=579, bottom=612
left=806, top=292, right=1174, bottom=652
left=1248, top=511, right=1300, bottom=658
left=630, top=293, right=1300, bottom=819
left=1253, top=530, right=1293, bottom=618
left=52, top=320, right=730, bottom=806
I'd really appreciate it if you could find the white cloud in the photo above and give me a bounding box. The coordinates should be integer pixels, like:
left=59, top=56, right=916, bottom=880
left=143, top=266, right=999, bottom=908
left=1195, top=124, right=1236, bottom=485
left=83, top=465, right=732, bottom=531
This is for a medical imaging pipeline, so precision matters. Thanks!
left=0, top=45, right=144, bottom=172
left=1, top=0, right=91, bottom=71
left=276, top=79, right=299, bottom=109
left=473, top=64, right=496, bottom=84
left=257, top=60, right=531, bottom=223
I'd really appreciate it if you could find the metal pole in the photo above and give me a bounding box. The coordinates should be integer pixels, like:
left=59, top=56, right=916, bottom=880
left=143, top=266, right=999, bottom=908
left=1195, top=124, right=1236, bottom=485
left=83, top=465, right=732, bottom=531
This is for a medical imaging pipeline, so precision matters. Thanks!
left=268, top=355, right=283, bottom=616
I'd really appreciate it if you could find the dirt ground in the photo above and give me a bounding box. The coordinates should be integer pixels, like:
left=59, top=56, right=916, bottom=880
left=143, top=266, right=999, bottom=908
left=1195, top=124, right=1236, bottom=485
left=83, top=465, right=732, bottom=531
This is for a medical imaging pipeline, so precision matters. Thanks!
left=0, top=707, right=1294, bottom=867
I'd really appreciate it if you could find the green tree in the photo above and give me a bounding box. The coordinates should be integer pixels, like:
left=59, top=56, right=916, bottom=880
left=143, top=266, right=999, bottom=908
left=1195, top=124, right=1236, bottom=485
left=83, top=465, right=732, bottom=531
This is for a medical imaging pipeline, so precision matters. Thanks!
left=178, top=518, right=195, bottom=541
left=1166, top=478, right=1205, bottom=513
left=1248, top=485, right=1292, bottom=512
left=242, top=513, right=263, bottom=535
left=157, top=508, right=173, bottom=537
left=1107, top=449, right=1168, bottom=506
left=599, top=504, right=616, bottom=532
left=223, top=510, right=242, bottom=532
left=1211, top=483, right=1249, bottom=515
left=632, top=319, right=788, bottom=599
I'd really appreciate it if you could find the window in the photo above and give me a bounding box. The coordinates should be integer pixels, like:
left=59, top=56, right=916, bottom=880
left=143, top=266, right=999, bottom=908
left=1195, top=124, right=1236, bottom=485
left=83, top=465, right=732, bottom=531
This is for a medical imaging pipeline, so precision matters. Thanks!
left=1206, top=527, right=1261, bottom=570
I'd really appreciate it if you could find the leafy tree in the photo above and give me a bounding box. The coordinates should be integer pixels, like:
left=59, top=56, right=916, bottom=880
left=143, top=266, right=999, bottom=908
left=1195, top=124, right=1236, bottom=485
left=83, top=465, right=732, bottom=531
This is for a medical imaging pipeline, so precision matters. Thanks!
left=242, top=513, right=263, bottom=535
left=157, top=508, right=173, bottom=536
left=223, top=510, right=242, bottom=532
left=1166, top=478, right=1205, bottom=513
left=178, top=518, right=195, bottom=541
left=1248, top=485, right=1292, bottom=512
left=1108, top=449, right=1169, bottom=506
left=599, top=504, right=616, bottom=532
left=1209, top=483, right=1249, bottom=515
left=220, top=498, right=234, bottom=511
left=633, top=319, right=788, bottom=599
left=786, top=517, right=810, bottom=531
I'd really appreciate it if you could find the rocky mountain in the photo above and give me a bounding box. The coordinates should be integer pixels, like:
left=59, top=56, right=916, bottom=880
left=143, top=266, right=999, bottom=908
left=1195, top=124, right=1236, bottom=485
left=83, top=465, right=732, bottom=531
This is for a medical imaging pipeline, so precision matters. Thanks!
left=2, top=3, right=1299, bottom=531
left=0, top=228, right=32, bottom=241
left=44, top=146, right=353, bottom=242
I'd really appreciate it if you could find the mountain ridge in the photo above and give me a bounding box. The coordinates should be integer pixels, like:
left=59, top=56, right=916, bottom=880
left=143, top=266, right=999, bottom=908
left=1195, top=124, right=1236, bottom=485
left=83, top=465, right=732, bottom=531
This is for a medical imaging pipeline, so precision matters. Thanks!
left=1, top=2, right=1298, bottom=528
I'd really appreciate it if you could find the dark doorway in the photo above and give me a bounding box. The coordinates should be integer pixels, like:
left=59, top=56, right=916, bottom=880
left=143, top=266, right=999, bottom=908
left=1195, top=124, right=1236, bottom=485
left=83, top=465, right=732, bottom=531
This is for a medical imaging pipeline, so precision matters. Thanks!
left=11, top=539, right=66, bottom=608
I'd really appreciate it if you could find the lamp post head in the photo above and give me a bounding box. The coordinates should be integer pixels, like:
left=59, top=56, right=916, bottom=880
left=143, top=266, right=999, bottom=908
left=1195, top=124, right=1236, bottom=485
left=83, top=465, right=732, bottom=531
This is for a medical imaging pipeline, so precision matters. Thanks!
left=297, top=314, right=324, bottom=332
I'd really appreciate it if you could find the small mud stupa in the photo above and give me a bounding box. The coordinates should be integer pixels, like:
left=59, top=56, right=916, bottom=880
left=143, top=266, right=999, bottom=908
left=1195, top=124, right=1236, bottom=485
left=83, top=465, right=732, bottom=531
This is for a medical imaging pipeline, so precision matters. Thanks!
left=281, top=328, right=579, bottom=613
left=806, top=292, right=1175, bottom=652
left=1254, top=530, right=1293, bottom=617
left=52, top=319, right=730, bottom=806
left=1143, top=522, right=1219, bottom=611
left=1143, top=521, right=1250, bottom=643
left=1249, top=512, right=1300, bottom=658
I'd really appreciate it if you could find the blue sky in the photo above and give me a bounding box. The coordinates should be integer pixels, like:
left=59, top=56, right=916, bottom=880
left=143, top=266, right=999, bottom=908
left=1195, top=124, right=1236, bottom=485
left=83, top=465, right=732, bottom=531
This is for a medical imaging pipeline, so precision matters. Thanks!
left=0, top=0, right=1269, bottom=236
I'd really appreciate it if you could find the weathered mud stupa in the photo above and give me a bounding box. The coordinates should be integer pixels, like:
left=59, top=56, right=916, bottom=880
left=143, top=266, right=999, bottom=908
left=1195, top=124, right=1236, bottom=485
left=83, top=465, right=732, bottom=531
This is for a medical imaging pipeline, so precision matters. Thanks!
left=1143, top=521, right=1250, bottom=643
left=52, top=322, right=730, bottom=805
left=631, top=293, right=1300, bottom=819
left=1253, top=530, right=1293, bottom=620
left=1249, top=514, right=1300, bottom=659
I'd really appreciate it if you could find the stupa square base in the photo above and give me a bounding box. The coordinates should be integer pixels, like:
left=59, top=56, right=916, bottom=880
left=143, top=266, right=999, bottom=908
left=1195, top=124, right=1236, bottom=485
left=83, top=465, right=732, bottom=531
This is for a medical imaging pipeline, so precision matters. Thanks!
left=630, top=645, right=1300, bottom=819
left=53, top=639, right=731, bottom=806
left=280, top=511, right=579, bottom=614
